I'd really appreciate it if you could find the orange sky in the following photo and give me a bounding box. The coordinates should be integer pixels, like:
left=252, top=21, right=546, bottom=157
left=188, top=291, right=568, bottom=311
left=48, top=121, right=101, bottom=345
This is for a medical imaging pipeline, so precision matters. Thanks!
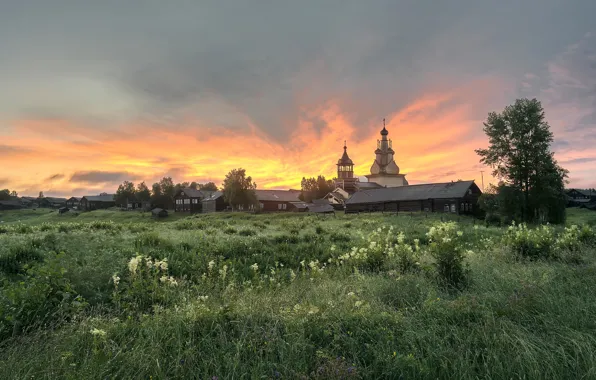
left=0, top=77, right=511, bottom=197
left=0, top=74, right=593, bottom=197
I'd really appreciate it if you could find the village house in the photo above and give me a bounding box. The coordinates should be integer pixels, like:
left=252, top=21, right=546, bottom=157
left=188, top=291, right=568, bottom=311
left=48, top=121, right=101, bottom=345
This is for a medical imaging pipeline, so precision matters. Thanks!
left=80, top=194, right=116, bottom=211
left=173, top=187, right=206, bottom=213
left=254, top=189, right=302, bottom=212
left=566, top=189, right=595, bottom=204
left=0, top=200, right=23, bottom=210
left=66, top=197, right=81, bottom=209
left=39, top=197, right=68, bottom=208
left=345, top=180, right=482, bottom=214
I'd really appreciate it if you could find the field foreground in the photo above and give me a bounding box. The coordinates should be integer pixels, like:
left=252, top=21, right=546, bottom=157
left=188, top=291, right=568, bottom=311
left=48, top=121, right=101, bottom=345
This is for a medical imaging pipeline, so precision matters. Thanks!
left=1, top=209, right=596, bottom=379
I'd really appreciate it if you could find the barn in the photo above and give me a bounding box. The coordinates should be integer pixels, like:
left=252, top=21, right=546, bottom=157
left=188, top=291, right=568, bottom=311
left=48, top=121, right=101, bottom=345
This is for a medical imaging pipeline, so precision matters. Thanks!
left=80, top=194, right=116, bottom=211
left=67, top=197, right=81, bottom=209
left=345, top=180, right=482, bottom=215
left=254, top=190, right=302, bottom=212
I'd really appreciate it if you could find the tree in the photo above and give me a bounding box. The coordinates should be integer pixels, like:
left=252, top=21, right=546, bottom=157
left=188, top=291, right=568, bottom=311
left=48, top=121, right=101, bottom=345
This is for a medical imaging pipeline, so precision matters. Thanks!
left=300, top=175, right=334, bottom=202
left=38, top=191, right=44, bottom=198
left=475, top=98, right=568, bottom=223
left=115, top=180, right=136, bottom=207
left=9, top=190, right=18, bottom=197
left=0, top=189, right=11, bottom=201
left=190, top=182, right=199, bottom=190
left=222, top=168, right=257, bottom=210
left=199, top=182, right=218, bottom=192
left=136, top=182, right=151, bottom=202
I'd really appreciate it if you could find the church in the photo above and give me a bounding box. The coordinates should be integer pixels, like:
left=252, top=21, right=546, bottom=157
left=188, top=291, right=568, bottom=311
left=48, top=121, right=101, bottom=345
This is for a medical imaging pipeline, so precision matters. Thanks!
left=326, top=120, right=482, bottom=215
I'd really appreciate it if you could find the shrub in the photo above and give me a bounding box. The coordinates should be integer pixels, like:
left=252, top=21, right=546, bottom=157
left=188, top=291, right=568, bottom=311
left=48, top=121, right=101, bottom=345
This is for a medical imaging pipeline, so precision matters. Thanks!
left=315, top=225, right=325, bottom=234
left=504, top=223, right=556, bottom=259
left=87, top=220, right=119, bottom=231
left=426, top=222, right=470, bottom=290
left=224, top=226, right=237, bottom=235
left=0, top=244, right=44, bottom=275
left=135, top=232, right=168, bottom=249
left=0, top=253, right=87, bottom=339
left=39, top=222, right=55, bottom=232
left=238, top=228, right=256, bottom=236
left=112, top=255, right=179, bottom=313
left=14, top=224, right=33, bottom=234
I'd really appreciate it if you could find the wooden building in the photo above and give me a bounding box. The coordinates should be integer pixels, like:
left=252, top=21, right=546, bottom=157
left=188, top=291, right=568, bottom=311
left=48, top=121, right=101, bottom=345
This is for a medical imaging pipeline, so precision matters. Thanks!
left=254, top=190, right=302, bottom=212
left=201, top=191, right=226, bottom=213
left=67, top=197, right=81, bottom=209
left=39, top=197, right=68, bottom=208
left=0, top=200, right=23, bottom=210
left=173, top=188, right=206, bottom=213
left=345, top=180, right=482, bottom=215
left=566, top=189, right=594, bottom=204
left=80, top=194, right=116, bottom=211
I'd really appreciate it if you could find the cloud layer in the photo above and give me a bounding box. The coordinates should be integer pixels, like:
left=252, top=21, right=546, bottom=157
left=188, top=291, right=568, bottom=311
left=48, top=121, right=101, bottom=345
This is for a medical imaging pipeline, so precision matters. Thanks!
left=0, top=1, right=595, bottom=195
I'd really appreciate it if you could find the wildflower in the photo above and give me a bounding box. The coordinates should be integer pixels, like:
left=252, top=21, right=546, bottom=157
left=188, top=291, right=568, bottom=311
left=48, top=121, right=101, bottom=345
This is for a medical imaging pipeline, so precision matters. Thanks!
left=146, top=257, right=154, bottom=268
left=219, top=264, right=228, bottom=280
left=474, top=225, right=479, bottom=230
left=354, top=300, right=363, bottom=308
left=250, top=263, right=259, bottom=272
left=208, top=260, right=215, bottom=270
left=198, top=295, right=209, bottom=302
left=90, top=328, right=107, bottom=337
left=290, top=269, right=296, bottom=282
left=160, top=275, right=168, bottom=283
left=330, top=245, right=336, bottom=252
left=156, top=258, right=168, bottom=271
left=300, top=260, right=305, bottom=268
left=457, top=231, right=463, bottom=237
left=347, top=291, right=355, bottom=297
left=112, top=274, right=120, bottom=286
left=167, top=276, right=178, bottom=286
left=128, top=255, right=142, bottom=275
left=442, top=237, right=451, bottom=243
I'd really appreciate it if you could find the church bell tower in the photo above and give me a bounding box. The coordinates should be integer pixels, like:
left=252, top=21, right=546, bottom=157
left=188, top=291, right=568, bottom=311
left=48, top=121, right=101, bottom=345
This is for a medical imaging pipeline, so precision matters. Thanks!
left=335, top=141, right=359, bottom=193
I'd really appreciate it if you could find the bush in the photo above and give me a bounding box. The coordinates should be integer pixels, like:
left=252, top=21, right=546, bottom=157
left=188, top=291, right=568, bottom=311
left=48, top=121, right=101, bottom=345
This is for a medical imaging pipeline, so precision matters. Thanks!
left=426, top=222, right=470, bottom=290
left=224, top=226, right=237, bottom=235
left=0, top=253, right=87, bottom=339
left=0, top=244, right=44, bottom=275
left=504, top=223, right=556, bottom=259
left=238, top=228, right=256, bottom=236
left=112, top=255, right=179, bottom=313
left=135, top=232, right=169, bottom=249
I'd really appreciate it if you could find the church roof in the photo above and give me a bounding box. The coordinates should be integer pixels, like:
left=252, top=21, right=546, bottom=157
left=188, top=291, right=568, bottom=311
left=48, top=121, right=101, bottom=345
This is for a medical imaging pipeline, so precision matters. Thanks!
left=337, top=143, right=354, bottom=165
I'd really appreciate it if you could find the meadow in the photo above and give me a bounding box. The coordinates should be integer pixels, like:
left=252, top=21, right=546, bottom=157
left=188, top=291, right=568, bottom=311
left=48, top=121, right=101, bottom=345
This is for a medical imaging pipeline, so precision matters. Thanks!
left=1, top=208, right=596, bottom=379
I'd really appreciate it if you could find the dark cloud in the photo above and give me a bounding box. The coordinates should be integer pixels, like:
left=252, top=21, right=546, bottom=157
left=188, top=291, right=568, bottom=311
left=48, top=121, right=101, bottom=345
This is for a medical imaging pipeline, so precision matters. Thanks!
left=70, top=171, right=141, bottom=184
left=0, top=144, right=31, bottom=155
left=47, top=173, right=64, bottom=181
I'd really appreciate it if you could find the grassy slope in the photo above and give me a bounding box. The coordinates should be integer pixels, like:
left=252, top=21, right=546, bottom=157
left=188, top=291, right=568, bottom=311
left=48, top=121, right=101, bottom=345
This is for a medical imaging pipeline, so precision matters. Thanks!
left=0, top=209, right=595, bottom=379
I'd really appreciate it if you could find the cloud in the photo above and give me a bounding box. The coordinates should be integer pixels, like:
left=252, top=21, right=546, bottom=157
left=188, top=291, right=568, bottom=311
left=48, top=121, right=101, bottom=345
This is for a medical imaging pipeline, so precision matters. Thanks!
left=70, top=171, right=141, bottom=184
left=47, top=173, right=64, bottom=181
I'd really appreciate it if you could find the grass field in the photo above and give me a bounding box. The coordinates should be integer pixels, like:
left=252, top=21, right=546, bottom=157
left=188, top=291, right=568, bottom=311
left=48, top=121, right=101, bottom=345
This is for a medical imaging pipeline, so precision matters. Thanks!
left=1, top=208, right=596, bottom=379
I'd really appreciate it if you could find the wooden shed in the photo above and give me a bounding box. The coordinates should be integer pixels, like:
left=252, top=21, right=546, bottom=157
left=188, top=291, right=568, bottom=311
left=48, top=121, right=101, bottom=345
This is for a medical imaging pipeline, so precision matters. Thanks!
left=201, top=191, right=226, bottom=213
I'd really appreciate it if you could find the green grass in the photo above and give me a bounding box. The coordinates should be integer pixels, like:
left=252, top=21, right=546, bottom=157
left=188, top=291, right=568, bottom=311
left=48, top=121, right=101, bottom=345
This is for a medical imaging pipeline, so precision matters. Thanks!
left=0, top=208, right=596, bottom=379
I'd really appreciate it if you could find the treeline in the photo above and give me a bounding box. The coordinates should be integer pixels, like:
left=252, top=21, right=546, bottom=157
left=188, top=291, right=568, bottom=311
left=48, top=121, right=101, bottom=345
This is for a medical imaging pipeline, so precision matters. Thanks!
left=115, top=178, right=218, bottom=209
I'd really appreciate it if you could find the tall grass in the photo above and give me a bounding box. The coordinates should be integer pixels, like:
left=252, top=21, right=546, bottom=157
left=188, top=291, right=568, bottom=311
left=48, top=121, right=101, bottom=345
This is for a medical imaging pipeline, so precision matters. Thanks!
left=0, top=210, right=595, bottom=379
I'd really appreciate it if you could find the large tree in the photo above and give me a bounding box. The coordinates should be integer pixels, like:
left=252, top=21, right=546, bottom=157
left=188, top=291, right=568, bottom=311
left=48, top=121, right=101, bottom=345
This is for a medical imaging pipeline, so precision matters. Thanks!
left=0, top=189, right=12, bottom=200
left=475, top=98, right=568, bottom=223
left=115, top=180, right=136, bottom=207
left=300, top=175, right=334, bottom=202
left=199, top=182, right=218, bottom=192
left=136, top=182, right=151, bottom=202
left=222, top=168, right=257, bottom=210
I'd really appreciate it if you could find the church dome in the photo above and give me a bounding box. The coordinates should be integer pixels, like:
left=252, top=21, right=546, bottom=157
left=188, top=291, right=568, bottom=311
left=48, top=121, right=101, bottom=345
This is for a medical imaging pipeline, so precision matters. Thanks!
left=380, top=125, right=388, bottom=136
left=337, top=144, right=354, bottom=165
left=385, top=160, right=400, bottom=174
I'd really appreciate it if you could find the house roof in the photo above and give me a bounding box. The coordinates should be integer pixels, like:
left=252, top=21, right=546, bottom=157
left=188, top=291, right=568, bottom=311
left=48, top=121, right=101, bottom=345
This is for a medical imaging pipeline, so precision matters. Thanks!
left=67, top=197, right=81, bottom=201
left=0, top=200, right=22, bottom=207
left=45, top=197, right=67, bottom=203
left=355, top=182, right=384, bottom=190
left=202, top=191, right=223, bottom=201
left=327, top=191, right=348, bottom=201
left=346, top=181, right=479, bottom=205
left=289, top=201, right=310, bottom=210
left=309, top=203, right=335, bottom=213
left=174, top=187, right=204, bottom=198
left=21, top=196, right=37, bottom=201
left=255, top=190, right=301, bottom=202
left=83, top=194, right=115, bottom=202
left=567, top=188, right=594, bottom=197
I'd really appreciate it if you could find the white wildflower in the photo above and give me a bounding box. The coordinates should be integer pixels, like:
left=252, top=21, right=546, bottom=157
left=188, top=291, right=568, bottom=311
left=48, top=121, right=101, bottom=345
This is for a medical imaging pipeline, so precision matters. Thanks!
left=90, top=328, right=107, bottom=337
left=354, top=300, right=363, bottom=308
left=112, top=274, right=120, bottom=286
left=250, top=263, right=259, bottom=272
left=457, top=231, right=463, bottom=237
left=208, top=260, right=215, bottom=270
left=128, top=255, right=142, bottom=275
left=198, top=295, right=209, bottom=302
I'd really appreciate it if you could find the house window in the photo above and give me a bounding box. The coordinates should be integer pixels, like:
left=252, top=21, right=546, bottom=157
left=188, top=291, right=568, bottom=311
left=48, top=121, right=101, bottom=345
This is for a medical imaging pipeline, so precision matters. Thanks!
left=184, top=199, right=190, bottom=204
left=278, top=204, right=283, bottom=210
left=451, top=204, right=456, bottom=213
left=192, top=199, right=198, bottom=204
left=460, top=203, right=464, bottom=211
left=444, top=204, right=449, bottom=212
left=260, top=203, right=264, bottom=209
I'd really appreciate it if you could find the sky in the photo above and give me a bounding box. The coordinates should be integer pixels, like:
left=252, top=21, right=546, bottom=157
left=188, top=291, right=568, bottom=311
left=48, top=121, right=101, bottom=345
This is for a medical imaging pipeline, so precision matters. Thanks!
left=1, top=0, right=595, bottom=197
